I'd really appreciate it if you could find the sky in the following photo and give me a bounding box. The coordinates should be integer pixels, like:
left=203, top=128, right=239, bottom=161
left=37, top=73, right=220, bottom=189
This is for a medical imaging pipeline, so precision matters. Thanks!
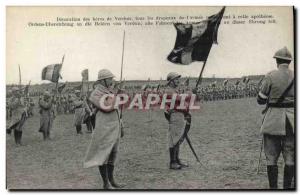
left=6, top=6, right=294, bottom=84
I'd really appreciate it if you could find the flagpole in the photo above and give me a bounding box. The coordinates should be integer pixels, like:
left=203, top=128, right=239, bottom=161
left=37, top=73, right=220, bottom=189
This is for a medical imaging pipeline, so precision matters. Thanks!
left=120, top=30, right=125, bottom=119
left=195, top=46, right=213, bottom=88
left=18, top=64, right=22, bottom=89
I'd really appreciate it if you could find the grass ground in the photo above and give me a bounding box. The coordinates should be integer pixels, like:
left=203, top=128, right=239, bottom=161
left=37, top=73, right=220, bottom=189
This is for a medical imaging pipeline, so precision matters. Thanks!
left=6, top=98, right=287, bottom=190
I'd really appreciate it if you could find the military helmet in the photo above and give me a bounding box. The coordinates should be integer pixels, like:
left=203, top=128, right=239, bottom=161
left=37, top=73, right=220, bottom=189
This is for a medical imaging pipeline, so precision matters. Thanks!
left=97, top=69, right=115, bottom=81
left=273, top=47, right=292, bottom=61
left=167, top=72, right=181, bottom=84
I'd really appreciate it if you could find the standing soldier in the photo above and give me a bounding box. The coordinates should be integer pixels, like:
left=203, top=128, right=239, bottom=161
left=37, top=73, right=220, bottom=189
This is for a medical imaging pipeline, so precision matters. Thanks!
left=6, top=87, right=28, bottom=145
left=38, top=91, right=55, bottom=140
left=164, top=72, right=190, bottom=170
left=257, top=47, right=294, bottom=189
left=83, top=69, right=124, bottom=189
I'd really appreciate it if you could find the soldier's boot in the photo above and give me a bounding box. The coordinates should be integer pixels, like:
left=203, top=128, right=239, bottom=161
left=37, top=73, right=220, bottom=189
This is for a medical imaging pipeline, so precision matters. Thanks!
left=283, top=165, right=295, bottom=189
left=14, top=130, right=18, bottom=145
left=98, top=165, right=113, bottom=189
left=43, top=132, right=47, bottom=141
left=176, top=147, right=188, bottom=168
left=169, top=148, right=181, bottom=170
left=76, top=125, right=83, bottom=135
left=18, top=131, right=23, bottom=145
left=46, top=131, right=51, bottom=140
left=267, top=165, right=278, bottom=189
left=107, top=164, right=125, bottom=188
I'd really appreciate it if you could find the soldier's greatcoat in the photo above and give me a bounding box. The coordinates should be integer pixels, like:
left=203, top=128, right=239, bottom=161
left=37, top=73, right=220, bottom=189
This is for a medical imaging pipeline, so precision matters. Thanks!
left=83, top=84, right=121, bottom=168
left=259, top=64, right=294, bottom=135
left=39, top=98, right=55, bottom=134
left=7, top=96, right=27, bottom=132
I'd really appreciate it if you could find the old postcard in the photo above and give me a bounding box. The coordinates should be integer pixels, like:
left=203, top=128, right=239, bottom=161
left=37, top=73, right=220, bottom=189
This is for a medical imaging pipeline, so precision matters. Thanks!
left=6, top=6, right=295, bottom=190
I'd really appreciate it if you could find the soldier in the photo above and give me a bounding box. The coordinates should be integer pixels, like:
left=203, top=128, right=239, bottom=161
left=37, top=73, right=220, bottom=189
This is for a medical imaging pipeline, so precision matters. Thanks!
left=164, top=72, right=190, bottom=170
left=6, top=87, right=28, bottom=145
left=83, top=69, right=125, bottom=189
left=73, top=90, right=93, bottom=134
left=38, top=91, right=55, bottom=140
left=257, top=47, right=294, bottom=189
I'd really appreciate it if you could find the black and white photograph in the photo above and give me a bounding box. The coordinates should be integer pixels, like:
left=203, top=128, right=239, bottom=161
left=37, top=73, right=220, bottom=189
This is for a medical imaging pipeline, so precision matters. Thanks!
left=5, top=5, right=295, bottom=190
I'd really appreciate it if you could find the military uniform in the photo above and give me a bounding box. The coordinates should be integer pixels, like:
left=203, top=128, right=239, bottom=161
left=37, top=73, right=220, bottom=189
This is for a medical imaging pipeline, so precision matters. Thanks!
left=257, top=47, right=294, bottom=189
left=6, top=88, right=28, bottom=145
left=39, top=92, right=55, bottom=140
left=164, top=72, right=191, bottom=170
left=83, top=69, right=124, bottom=189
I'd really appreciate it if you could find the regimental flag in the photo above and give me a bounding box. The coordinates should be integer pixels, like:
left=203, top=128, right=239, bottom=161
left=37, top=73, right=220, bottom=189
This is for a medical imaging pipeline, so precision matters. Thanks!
left=42, top=64, right=62, bottom=83
left=167, top=7, right=225, bottom=65
left=81, top=69, right=89, bottom=82
left=58, top=83, right=66, bottom=94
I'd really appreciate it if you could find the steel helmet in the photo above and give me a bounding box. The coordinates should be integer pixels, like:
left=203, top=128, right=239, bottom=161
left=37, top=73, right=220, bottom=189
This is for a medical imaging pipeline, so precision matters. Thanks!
left=97, top=69, right=115, bottom=81
left=167, top=72, right=181, bottom=84
left=273, top=47, right=292, bottom=61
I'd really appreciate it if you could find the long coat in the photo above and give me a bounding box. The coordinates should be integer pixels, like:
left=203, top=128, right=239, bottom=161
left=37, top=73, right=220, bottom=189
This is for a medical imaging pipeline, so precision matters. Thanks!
left=7, top=96, right=27, bottom=132
left=39, top=98, right=55, bottom=133
left=73, top=97, right=92, bottom=126
left=83, top=84, right=121, bottom=168
left=259, top=64, right=294, bottom=135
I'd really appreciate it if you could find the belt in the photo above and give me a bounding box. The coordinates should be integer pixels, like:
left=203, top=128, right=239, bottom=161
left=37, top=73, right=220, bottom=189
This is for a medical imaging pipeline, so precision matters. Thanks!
left=268, top=102, right=294, bottom=108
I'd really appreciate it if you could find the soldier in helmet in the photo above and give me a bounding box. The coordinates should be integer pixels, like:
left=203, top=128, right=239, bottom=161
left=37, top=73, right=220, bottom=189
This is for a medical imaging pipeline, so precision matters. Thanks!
left=164, top=72, right=191, bottom=170
left=257, top=47, right=294, bottom=189
left=38, top=91, right=55, bottom=140
left=6, top=87, right=28, bottom=145
left=83, top=69, right=125, bottom=189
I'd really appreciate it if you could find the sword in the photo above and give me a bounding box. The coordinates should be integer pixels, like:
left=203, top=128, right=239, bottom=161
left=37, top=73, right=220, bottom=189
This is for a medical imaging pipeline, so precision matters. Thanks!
left=185, top=134, right=200, bottom=163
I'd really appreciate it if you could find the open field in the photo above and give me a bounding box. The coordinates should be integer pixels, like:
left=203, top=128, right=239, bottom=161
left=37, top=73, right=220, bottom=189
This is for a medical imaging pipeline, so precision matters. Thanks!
left=6, top=98, right=287, bottom=190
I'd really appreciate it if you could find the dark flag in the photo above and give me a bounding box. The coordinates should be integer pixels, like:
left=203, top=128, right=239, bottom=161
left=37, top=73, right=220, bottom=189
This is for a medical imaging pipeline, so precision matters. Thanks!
left=167, top=7, right=225, bottom=65
left=42, top=64, right=62, bottom=83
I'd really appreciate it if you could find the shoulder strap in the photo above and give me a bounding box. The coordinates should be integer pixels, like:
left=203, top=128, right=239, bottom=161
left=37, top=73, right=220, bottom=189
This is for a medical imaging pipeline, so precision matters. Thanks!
left=276, top=78, right=294, bottom=104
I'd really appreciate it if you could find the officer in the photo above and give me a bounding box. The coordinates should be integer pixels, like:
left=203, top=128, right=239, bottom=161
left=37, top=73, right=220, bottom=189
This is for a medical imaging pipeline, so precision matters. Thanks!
left=257, top=47, right=294, bottom=189
left=83, top=69, right=125, bottom=189
left=164, top=72, right=190, bottom=170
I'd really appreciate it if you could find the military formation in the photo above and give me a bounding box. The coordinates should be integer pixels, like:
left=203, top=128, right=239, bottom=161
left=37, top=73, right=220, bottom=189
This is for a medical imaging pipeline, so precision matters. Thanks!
left=6, top=47, right=295, bottom=190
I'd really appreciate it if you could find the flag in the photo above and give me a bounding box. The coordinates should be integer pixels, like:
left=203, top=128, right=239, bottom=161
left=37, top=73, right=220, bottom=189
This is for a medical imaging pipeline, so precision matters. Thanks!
left=58, top=83, right=66, bottom=93
left=81, top=69, right=89, bottom=82
left=42, top=64, right=62, bottom=83
left=167, top=7, right=225, bottom=65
